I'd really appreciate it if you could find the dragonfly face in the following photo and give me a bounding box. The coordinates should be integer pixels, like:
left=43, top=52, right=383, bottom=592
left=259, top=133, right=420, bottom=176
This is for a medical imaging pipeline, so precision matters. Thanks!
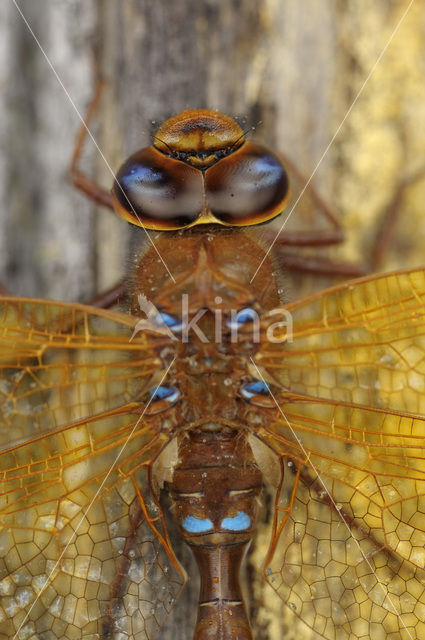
left=1, top=108, right=425, bottom=640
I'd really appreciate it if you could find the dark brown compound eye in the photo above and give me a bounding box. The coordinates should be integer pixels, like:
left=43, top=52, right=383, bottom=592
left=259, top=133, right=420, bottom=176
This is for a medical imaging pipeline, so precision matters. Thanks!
left=112, top=146, right=204, bottom=230
left=205, top=141, right=290, bottom=226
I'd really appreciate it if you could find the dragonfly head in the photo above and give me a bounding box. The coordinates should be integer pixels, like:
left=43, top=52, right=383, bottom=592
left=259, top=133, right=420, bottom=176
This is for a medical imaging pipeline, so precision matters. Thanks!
left=111, top=109, right=290, bottom=230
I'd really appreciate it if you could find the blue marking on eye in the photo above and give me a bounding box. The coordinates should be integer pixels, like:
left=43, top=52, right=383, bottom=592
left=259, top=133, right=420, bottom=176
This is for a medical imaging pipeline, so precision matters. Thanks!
left=149, top=385, right=180, bottom=403
left=240, top=380, right=269, bottom=399
left=182, top=516, right=214, bottom=533
left=221, top=511, right=251, bottom=531
left=158, top=312, right=184, bottom=331
left=122, top=164, right=163, bottom=186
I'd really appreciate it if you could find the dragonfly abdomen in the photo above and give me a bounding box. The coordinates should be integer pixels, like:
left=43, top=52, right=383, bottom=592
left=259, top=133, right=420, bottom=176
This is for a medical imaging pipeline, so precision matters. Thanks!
left=165, top=429, right=263, bottom=640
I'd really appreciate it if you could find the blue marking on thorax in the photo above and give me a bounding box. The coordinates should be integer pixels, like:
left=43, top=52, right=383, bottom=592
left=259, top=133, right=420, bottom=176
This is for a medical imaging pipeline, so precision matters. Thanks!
left=159, top=312, right=184, bottom=331
left=221, top=511, right=251, bottom=531
left=149, top=385, right=180, bottom=403
left=240, top=380, right=269, bottom=399
left=182, top=515, right=214, bottom=533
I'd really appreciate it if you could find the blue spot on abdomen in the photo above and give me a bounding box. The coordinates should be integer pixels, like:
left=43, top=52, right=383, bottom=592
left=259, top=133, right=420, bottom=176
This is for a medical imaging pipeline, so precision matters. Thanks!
left=182, top=515, right=214, bottom=533
left=221, top=511, right=251, bottom=531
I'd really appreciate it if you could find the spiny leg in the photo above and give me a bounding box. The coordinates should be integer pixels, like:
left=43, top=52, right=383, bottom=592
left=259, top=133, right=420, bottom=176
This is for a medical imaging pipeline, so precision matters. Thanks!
left=368, top=167, right=425, bottom=272
left=70, top=78, right=128, bottom=309
left=70, top=79, right=114, bottom=210
left=265, top=155, right=425, bottom=278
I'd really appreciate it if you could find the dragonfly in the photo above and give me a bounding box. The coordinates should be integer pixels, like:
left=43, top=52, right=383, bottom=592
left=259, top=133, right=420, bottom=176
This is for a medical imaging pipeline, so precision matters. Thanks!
left=1, top=107, right=425, bottom=640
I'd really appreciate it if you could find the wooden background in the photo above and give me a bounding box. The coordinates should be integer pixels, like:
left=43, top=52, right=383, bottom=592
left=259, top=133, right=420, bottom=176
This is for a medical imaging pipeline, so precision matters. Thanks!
left=1, top=1, right=425, bottom=639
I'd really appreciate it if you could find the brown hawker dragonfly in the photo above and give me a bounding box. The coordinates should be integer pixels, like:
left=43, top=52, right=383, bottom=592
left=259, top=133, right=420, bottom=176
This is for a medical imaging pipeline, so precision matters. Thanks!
left=1, top=109, right=425, bottom=640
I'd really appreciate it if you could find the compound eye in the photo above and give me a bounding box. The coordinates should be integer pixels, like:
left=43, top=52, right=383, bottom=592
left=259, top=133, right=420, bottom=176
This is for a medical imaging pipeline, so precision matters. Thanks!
left=205, top=141, right=290, bottom=226
left=112, top=147, right=204, bottom=230
left=145, top=384, right=180, bottom=415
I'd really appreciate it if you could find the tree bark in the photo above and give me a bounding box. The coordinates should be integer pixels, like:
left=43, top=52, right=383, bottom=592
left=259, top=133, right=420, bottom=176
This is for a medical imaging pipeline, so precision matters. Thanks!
left=1, top=1, right=424, bottom=639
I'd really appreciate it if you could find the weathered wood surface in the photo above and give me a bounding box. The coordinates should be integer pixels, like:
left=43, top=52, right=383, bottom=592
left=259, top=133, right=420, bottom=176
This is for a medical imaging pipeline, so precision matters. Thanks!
left=1, top=1, right=425, bottom=639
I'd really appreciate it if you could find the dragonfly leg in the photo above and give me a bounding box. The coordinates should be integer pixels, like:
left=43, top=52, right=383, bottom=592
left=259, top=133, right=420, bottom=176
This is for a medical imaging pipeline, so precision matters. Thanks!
left=265, top=157, right=425, bottom=278
left=260, top=155, right=362, bottom=278
left=280, top=253, right=368, bottom=277
left=0, top=274, right=127, bottom=309
left=70, top=73, right=128, bottom=310
left=264, top=153, right=345, bottom=250
left=83, top=279, right=127, bottom=309
left=369, top=167, right=425, bottom=271
left=70, top=79, right=115, bottom=210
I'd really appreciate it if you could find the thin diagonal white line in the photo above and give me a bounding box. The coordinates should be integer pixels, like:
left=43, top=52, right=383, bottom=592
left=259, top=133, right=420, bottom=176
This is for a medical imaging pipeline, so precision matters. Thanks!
left=251, top=0, right=415, bottom=283
left=11, top=0, right=176, bottom=284
left=249, top=357, right=414, bottom=639
left=12, top=357, right=176, bottom=640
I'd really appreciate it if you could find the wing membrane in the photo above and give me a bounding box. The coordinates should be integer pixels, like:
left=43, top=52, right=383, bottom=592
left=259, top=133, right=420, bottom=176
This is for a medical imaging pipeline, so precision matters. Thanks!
left=257, top=394, right=425, bottom=637
left=0, top=406, right=183, bottom=639
left=259, top=268, right=425, bottom=412
left=255, top=269, right=425, bottom=638
left=0, top=298, right=162, bottom=446
left=0, top=297, right=184, bottom=638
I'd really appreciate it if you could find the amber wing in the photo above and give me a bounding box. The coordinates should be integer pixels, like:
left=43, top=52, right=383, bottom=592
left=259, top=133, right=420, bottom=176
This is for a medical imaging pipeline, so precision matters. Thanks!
left=0, top=299, right=184, bottom=640
left=257, top=268, right=425, bottom=640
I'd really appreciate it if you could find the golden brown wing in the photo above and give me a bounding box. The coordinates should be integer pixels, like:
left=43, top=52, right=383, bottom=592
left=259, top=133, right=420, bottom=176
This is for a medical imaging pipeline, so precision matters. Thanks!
left=257, top=396, right=425, bottom=640
left=254, top=268, right=425, bottom=639
left=0, top=298, right=184, bottom=639
left=0, top=297, right=161, bottom=446
left=259, top=267, right=425, bottom=413
left=0, top=407, right=184, bottom=639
